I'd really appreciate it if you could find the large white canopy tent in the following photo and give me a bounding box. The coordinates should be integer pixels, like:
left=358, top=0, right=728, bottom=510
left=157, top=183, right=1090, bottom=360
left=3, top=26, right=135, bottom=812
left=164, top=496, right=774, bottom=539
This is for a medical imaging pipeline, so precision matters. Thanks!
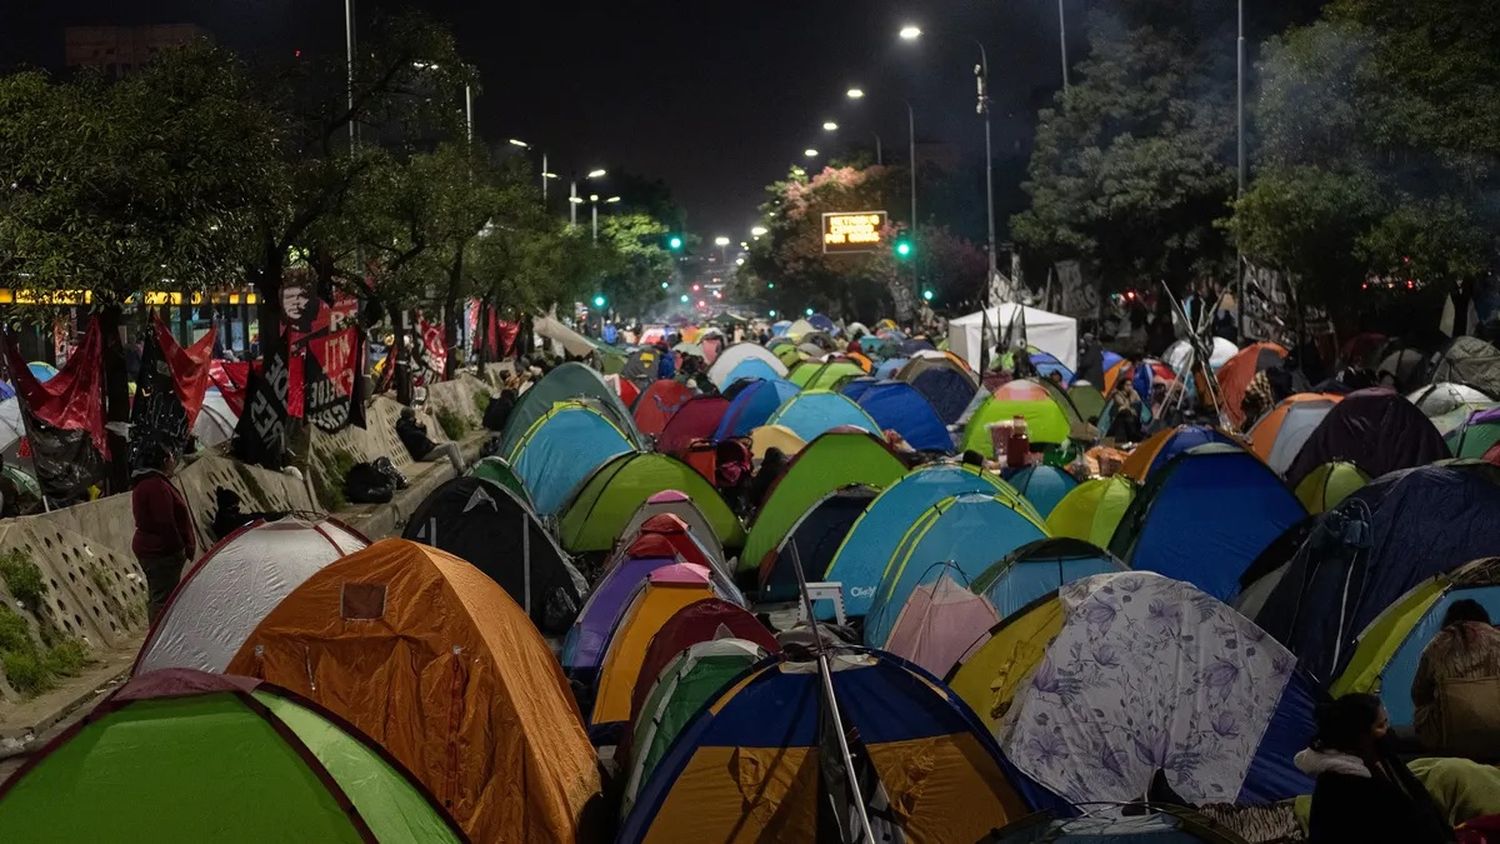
left=947, top=304, right=1078, bottom=372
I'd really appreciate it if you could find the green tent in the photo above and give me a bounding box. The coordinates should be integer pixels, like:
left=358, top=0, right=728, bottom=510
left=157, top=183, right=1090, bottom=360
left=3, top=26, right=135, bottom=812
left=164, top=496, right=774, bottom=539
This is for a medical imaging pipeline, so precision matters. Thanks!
left=802, top=360, right=865, bottom=391
left=558, top=452, right=747, bottom=554
left=499, top=361, right=645, bottom=457
left=1068, top=382, right=1106, bottom=423
left=0, top=670, right=462, bottom=843
left=468, top=455, right=533, bottom=506
left=739, top=430, right=907, bottom=572
left=620, top=639, right=767, bottom=819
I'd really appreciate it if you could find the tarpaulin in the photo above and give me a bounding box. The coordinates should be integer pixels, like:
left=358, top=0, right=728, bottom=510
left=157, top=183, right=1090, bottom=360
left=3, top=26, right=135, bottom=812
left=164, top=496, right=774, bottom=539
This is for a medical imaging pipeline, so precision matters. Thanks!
left=4, top=319, right=108, bottom=457
left=152, top=315, right=214, bottom=428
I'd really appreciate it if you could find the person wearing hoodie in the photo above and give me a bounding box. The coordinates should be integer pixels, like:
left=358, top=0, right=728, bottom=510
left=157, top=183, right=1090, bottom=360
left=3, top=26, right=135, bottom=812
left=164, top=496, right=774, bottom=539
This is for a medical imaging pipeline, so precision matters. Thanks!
left=1295, top=693, right=1453, bottom=843
left=131, top=444, right=196, bottom=621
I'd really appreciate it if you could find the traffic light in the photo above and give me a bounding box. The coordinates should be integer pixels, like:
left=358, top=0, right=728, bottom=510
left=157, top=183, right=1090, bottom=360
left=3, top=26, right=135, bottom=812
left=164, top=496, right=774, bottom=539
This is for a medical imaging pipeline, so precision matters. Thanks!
left=804, top=307, right=814, bottom=316
left=922, top=288, right=934, bottom=302
left=659, top=281, right=669, bottom=289
left=592, top=294, right=606, bottom=308
left=668, top=235, right=684, bottom=251
left=768, top=309, right=777, bottom=317
left=679, top=293, right=689, bottom=303
left=894, top=238, right=913, bottom=259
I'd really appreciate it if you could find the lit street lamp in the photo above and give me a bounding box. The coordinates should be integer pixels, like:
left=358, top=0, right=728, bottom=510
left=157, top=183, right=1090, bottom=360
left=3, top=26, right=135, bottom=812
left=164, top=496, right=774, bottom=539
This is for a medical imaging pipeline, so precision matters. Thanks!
left=590, top=195, right=622, bottom=242
left=845, top=87, right=864, bottom=99
left=713, top=235, right=731, bottom=263
left=803, top=148, right=819, bottom=158
left=508, top=138, right=552, bottom=205
left=898, top=24, right=923, bottom=40
left=751, top=225, right=768, bottom=238
left=570, top=168, right=607, bottom=227
left=849, top=83, right=915, bottom=293
left=822, top=121, right=838, bottom=132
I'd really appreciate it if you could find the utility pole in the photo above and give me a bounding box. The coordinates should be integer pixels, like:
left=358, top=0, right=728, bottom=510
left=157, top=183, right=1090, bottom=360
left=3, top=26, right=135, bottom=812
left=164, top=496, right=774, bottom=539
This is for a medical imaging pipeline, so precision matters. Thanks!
left=977, top=44, right=998, bottom=303
left=1058, top=0, right=1070, bottom=89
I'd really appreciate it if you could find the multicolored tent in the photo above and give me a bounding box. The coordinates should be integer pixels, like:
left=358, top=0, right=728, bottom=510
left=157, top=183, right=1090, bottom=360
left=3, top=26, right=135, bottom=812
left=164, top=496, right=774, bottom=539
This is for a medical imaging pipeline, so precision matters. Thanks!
left=1284, top=387, right=1450, bottom=489
left=499, top=360, right=644, bottom=456
left=790, top=359, right=865, bottom=391
left=1408, top=382, right=1493, bottom=420
left=1216, top=342, right=1289, bottom=429
left=225, top=539, right=601, bottom=843
left=739, top=430, right=907, bottom=572
left=619, top=649, right=1035, bottom=842
left=619, top=514, right=732, bottom=582
left=712, top=376, right=800, bottom=439
left=563, top=552, right=680, bottom=680
left=1247, top=393, right=1342, bottom=476
left=467, top=454, right=532, bottom=505
left=557, top=451, right=745, bottom=554
left=707, top=343, right=789, bottom=389
left=864, top=491, right=1049, bottom=647
left=825, top=462, right=1028, bottom=617
left=906, top=364, right=979, bottom=425
left=748, top=423, right=806, bottom=459
left=620, top=639, right=770, bottom=819
left=1430, top=335, right=1500, bottom=397
left=883, top=564, right=1000, bottom=676
left=1002, top=572, right=1316, bottom=807
left=509, top=400, right=637, bottom=514
left=655, top=395, right=729, bottom=455
left=1333, top=557, right=1500, bottom=731
left=1005, top=464, right=1079, bottom=518
left=1293, top=460, right=1369, bottom=514
left=626, top=598, right=780, bottom=727
left=1110, top=445, right=1306, bottom=600
left=402, top=476, right=587, bottom=634
left=962, top=379, right=1073, bottom=455
left=971, top=537, right=1126, bottom=620
left=946, top=592, right=1066, bottom=735
left=134, top=518, right=367, bottom=675
left=0, top=670, right=464, bottom=842
left=1044, top=474, right=1137, bottom=548
left=616, top=490, right=726, bottom=565
left=849, top=379, right=953, bottom=452
left=633, top=378, right=696, bottom=436
left=762, top=388, right=880, bottom=441
left=1120, top=424, right=1240, bottom=481
left=1447, top=406, right=1500, bottom=459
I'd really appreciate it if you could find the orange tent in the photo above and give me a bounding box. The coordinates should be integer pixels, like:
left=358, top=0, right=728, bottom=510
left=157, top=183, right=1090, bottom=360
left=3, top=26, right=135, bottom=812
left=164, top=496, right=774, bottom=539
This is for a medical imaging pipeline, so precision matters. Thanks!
left=227, top=539, right=601, bottom=844
left=1216, top=342, right=1288, bottom=428
left=1247, top=393, right=1344, bottom=464
left=589, top=563, right=716, bottom=726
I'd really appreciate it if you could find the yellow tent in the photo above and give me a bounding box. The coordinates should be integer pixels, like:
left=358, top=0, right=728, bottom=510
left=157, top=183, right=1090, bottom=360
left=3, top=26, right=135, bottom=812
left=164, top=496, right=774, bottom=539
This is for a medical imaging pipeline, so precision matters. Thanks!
left=749, top=424, right=806, bottom=460
left=591, top=563, right=717, bottom=725
left=945, top=594, right=1065, bottom=735
left=1044, top=475, right=1137, bottom=547
left=1294, top=461, right=1369, bottom=514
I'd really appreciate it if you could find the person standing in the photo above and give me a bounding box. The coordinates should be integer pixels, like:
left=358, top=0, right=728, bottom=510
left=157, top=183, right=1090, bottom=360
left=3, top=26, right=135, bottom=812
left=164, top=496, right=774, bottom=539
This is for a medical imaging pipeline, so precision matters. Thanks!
left=131, top=445, right=196, bottom=621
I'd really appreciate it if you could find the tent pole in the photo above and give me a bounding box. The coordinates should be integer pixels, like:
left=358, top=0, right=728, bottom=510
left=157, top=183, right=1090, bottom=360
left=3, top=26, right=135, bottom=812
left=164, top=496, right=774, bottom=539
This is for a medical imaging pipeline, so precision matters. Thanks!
left=522, top=514, right=532, bottom=617
left=789, top=542, right=874, bottom=844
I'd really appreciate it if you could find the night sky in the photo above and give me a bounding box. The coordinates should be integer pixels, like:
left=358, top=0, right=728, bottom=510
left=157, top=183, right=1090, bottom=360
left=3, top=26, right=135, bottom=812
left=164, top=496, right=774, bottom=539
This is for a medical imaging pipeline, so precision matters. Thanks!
left=2, top=1, right=1314, bottom=243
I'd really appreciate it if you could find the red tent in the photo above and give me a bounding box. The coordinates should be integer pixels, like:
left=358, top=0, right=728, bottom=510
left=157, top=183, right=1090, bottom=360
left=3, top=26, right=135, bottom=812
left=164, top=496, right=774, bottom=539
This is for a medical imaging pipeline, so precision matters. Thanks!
left=656, top=396, right=730, bottom=456
left=633, top=379, right=695, bottom=436
left=635, top=514, right=718, bottom=571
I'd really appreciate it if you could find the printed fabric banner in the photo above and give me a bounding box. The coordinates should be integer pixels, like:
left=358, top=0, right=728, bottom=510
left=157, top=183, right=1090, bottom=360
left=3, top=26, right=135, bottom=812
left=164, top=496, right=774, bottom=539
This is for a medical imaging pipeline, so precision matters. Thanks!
left=129, top=330, right=190, bottom=471
left=303, top=326, right=365, bottom=433
left=3, top=321, right=108, bottom=499
left=418, top=314, right=447, bottom=382
left=231, top=349, right=289, bottom=470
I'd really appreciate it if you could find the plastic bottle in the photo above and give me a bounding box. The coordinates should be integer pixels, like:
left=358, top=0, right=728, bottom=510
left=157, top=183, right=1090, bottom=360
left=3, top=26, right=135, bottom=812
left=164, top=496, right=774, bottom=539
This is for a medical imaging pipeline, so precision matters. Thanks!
left=1007, top=414, right=1029, bottom=469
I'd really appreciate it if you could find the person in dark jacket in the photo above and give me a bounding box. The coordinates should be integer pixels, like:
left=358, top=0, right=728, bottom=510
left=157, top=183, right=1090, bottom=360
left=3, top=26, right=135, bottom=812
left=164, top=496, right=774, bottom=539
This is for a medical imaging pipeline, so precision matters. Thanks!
left=743, top=447, right=788, bottom=517
left=1295, top=693, right=1453, bottom=843
left=482, top=389, right=516, bottom=432
left=131, top=445, right=196, bottom=621
left=395, top=407, right=463, bottom=474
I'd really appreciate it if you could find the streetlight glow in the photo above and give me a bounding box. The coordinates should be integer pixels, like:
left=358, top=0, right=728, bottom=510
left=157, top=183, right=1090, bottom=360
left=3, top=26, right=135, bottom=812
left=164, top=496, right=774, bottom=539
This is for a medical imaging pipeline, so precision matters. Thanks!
left=735, top=257, right=745, bottom=265
left=803, top=148, right=819, bottom=158
left=605, top=196, right=621, bottom=203
left=822, top=121, right=838, bottom=131
left=589, top=193, right=599, bottom=202
left=679, top=294, right=689, bottom=303
left=714, top=236, right=731, bottom=246
left=543, top=172, right=560, bottom=179
left=507, top=138, right=530, bottom=148
left=586, top=168, right=607, bottom=179
left=660, top=281, right=669, bottom=289
left=846, top=87, right=865, bottom=99
left=568, top=196, right=584, bottom=204
left=751, top=225, right=768, bottom=237
left=899, top=24, right=923, bottom=40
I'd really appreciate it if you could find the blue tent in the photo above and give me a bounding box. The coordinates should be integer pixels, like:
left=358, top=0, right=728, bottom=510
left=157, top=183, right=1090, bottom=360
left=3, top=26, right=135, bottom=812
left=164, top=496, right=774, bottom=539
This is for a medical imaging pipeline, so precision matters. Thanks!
left=712, top=377, right=800, bottom=440
left=908, top=367, right=978, bottom=426
left=865, top=492, right=1048, bottom=647
left=1110, top=445, right=1306, bottom=601
left=859, top=335, right=886, bottom=353
left=1004, top=464, right=1078, bottom=518
left=853, top=380, right=953, bottom=453
left=807, top=313, right=835, bottom=333
left=839, top=378, right=877, bottom=403
left=973, top=538, right=1125, bottom=619
left=1028, top=352, right=1074, bottom=385
left=1101, top=350, right=1124, bottom=374
left=510, top=402, right=636, bottom=515
left=759, top=485, right=877, bottom=602
left=763, top=389, right=879, bottom=441
left=1256, top=462, right=1500, bottom=683
left=874, top=357, right=908, bottom=379
left=721, top=357, right=782, bottom=388
left=1137, top=425, right=1241, bottom=479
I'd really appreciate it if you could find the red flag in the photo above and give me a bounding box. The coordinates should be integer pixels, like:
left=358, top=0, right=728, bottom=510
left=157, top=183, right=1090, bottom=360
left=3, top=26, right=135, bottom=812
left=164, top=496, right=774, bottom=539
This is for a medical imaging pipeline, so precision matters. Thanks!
left=208, top=360, right=252, bottom=417
left=419, top=314, right=448, bottom=379
left=151, top=315, right=215, bottom=428
left=4, top=318, right=108, bottom=458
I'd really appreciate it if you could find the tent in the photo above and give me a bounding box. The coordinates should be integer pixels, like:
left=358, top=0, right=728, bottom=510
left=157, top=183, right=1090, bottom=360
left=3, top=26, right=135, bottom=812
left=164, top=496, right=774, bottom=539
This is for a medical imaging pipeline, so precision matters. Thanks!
left=1067, top=382, right=1106, bottom=422
left=402, top=476, right=587, bottom=634
left=563, top=552, right=681, bottom=680
left=1005, top=464, right=1079, bottom=518
left=883, top=564, right=1000, bottom=676
left=1247, top=393, right=1342, bottom=476
left=783, top=318, right=817, bottom=338
left=788, top=359, right=864, bottom=391
left=759, top=484, right=878, bottom=602
left=962, top=380, right=1073, bottom=455
left=1232, top=517, right=1320, bottom=623
left=591, top=563, right=719, bottom=726
left=1283, top=387, right=1450, bottom=489
left=739, top=430, right=907, bottom=572
left=1333, top=556, right=1500, bottom=732
left=825, top=462, right=1031, bottom=617
left=620, top=639, right=770, bottom=819
left=467, top=454, right=532, bottom=505
left=748, top=423, right=807, bottom=459
left=972, top=537, right=1125, bottom=620
left=908, top=365, right=980, bottom=425
left=626, top=598, right=780, bottom=728
left=763, top=388, right=880, bottom=441
left=1430, top=336, right=1500, bottom=397
left=621, top=347, right=664, bottom=388
left=1255, top=462, right=1500, bottom=684
left=616, top=490, right=726, bottom=565
left=1028, top=350, right=1075, bottom=384
left=864, top=491, right=1049, bottom=648
left=1110, top=445, right=1307, bottom=600
left=707, top=343, right=789, bottom=389
left=134, top=518, right=367, bottom=675
left=1447, top=405, right=1500, bottom=459
left=1164, top=336, right=1239, bottom=374
left=1044, top=475, right=1137, bottom=548
left=557, top=452, right=745, bottom=554
left=619, top=650, right=1034, bottom=842
left=946, top=593, right=1066, bottom=734
left=225, top=539, right=601, bottom=843
left=948, top=304, right=1079, bottom=371
left=509, top=400, right=637, bottom=514
left=850, top=380, right=953, bottom=452
left=712, top=377, right=799, bottom=440
left=655, top=396, right=729, bottom=455
left=992, top=809, right=1253, bottom=843
left=621, top=513, right=740, bottom=589
left=1293, top=460, right=1369, bottom=514
left=499, top=360, right=644, bottom=457
left=1120, top=424, right=1241, bottom=481
left=723, top=357, right=784, bottom=387
left=633, top=379, right=696, bottom=436
left=1002, top=572, right=1317, bottom=807
left=0, top=670, right=463, bottom=842
left=1409, top=382, right=1493, bottom=420
left=1216, top=342, right=1289, bottom=428
left=193, top=390, right=237, bottom=449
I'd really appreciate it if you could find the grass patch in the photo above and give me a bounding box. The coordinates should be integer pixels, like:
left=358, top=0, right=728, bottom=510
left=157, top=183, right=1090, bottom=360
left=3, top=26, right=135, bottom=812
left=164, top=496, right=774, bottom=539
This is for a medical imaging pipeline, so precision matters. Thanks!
left=473, top=390, right=493, bottom=416
left=0, top=604, right=92, bottom=698
left=231, top=461, right=270, bottom=510
left=312, top=448, right=357, bottom=511
left=434, top=407, right=471, bottom=441
left=0, top=549, right=45, bottom=610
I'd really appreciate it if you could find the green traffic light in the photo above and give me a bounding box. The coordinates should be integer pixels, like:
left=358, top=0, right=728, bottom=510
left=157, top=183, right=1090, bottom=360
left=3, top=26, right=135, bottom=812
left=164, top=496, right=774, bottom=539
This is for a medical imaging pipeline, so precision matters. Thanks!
left=922, top=289, right=934, bottom=301
left=895, top=240, right=912, bottom=258
left=660, top=281, right=669, bottom=289
left=668, top=235, right=684, bottom=250
left=679, top=293, right=689, bottom=303
left=592, top=294, right=606, bottom=308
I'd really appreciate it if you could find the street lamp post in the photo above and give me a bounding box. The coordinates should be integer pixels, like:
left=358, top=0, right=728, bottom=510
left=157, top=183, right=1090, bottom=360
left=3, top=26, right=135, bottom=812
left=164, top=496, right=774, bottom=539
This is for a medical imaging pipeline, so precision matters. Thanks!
left=714, top=236, right=731, bottom=264
left=508, top=138, right=553, bottom=205
left=1058, top=0, right=1071, bottom=90
left=345, top=0, right=356, bottom=149
left=570, top=168, right=607, bottom=227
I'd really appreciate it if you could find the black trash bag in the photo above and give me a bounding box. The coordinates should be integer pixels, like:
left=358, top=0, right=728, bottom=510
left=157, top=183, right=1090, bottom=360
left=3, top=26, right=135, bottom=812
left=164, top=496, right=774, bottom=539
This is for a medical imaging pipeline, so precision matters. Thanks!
left=372, top=456, right=408, bottom=490
left=344, top=461, right=394, bottom=504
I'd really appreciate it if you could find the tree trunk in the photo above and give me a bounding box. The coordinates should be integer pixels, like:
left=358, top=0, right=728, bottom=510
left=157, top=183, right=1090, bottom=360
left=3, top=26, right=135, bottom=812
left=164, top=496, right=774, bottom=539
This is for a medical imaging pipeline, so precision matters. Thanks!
left=474, top=300, right=489, bottom=368
left=1451, top=280, right=1473, bottom=337
left=392, top=307, right=413, bottom=405
left=254, top=243, right=285, bottom=367
left=97, top=303, right=132, bottom=494
left=442, top=250, right=463, bottom=380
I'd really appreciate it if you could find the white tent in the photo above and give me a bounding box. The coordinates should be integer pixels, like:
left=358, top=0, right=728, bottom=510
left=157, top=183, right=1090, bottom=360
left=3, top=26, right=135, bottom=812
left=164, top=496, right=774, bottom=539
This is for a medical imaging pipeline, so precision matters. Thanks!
left=193, top=390, right=238, bottom=449
left=947, top=304, right=1077, bottom=372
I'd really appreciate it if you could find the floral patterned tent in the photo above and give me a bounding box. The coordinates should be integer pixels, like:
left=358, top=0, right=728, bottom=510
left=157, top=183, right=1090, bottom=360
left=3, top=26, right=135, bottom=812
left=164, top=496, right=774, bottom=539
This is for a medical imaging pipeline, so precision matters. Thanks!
left=1000, top=571, right=1316, bottom=808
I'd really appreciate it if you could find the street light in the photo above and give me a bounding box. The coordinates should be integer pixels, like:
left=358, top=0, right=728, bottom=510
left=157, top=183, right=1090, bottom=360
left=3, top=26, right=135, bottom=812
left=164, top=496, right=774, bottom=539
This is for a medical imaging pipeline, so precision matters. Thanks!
left=606, top=196, right=621, bottom=204
left=845, top=87, right=865, bottom=99
left=899, top=24, right=923, bottom=40
left=507, top=138, right=529, bottom=148
left=571, top=168, right=607, bottom=226
left=803, top=148, right=819, bottom=158
left=714, top=235, right=731, bottom=263
left=822, top=121, right=838, bottom=131
left=587, top=168, right=607, bottom=179
left=751, top=225, right=768, bottom=237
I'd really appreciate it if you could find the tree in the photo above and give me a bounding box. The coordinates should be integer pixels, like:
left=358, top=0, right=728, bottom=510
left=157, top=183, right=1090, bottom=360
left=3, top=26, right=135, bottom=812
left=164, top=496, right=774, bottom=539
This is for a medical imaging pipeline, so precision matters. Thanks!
left=1011, top=7, right=1237, bottom=293
left=0, top=45, right=279, bottom=488
left=595, top=213, right=674, bottom=319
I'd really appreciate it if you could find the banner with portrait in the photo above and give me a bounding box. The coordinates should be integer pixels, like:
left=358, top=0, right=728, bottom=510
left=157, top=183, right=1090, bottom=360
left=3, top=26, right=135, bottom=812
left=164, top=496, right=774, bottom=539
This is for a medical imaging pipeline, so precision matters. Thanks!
left=282, top=277, right=364, bottom=433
